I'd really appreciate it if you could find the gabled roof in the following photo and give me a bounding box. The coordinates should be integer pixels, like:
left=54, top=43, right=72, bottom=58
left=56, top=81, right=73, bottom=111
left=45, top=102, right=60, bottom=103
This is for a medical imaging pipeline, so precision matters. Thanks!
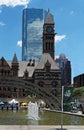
left=6, top=53, right=59, bottom=77
left=45, top=10, right=54, bottom=24
left=35, top=53, right=59, bottom=70
left=8, top=61, right=38, bottom=77
left=18, top=61, right=38, bottom=77
left=12, top=54, right=18, bottom=64
left=0, top=57, right=11, bottom=71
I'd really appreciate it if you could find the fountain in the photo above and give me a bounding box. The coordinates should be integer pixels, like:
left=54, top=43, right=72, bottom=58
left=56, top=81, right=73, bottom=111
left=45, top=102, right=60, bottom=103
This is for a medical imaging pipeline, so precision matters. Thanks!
left=0, top=108, right=84, bottom=125
left=28, top=101, right=39, bottom=120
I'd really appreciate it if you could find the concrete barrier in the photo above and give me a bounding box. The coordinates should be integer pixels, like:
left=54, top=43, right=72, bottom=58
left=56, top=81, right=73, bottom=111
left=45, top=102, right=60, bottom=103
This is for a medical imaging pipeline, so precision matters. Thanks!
left=0, top=125, right=84, bottom=130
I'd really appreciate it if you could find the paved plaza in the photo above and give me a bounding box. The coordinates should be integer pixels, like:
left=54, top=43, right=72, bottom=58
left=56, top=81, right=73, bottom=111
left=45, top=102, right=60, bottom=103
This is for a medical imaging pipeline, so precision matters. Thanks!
left=0, top=125, right=84, bottom=130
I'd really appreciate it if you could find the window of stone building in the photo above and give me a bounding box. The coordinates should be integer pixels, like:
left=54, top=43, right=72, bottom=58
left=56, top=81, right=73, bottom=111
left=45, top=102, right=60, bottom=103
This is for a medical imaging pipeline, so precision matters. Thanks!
left=13, top=93, right=17, bottom=97
left=8, top=70, right=10, bottom=76
left=8, top=95, right=11, bottom=98
left=51, top=89, right=57, bottom=96
left=38, top=81, right=44, bottom=87
left=46, top=42, right=48, bottom=50
left=51, top=81, right=58, bottom=88
left=23, top=89, right=25, bottom=92
left=52, top=73, right=59, bottom=78
left=14, top=87, right=16, bottom=92
left=3, top=87, right=6, bottom=91
left=23, top=94, right=26, bottom=96
left=8, top=87, right=11, bottom=91
left=1, top=69, right=3, bottom=76
left=45, top=73, right=51, bottom=79
left=19, top=88, right=21, bottom=91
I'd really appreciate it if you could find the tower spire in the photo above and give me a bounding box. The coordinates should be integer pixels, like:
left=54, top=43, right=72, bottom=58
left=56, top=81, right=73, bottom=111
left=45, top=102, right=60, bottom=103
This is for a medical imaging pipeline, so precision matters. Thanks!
left=12, top=54, right=19, bottom=77
left=45, top=9, right=54, bottom=24
left=43, top=10, right=55, bottom=59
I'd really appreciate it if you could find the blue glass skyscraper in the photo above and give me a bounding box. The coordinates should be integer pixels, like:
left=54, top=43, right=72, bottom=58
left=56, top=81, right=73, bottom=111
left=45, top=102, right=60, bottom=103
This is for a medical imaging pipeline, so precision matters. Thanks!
left=22, top=8, right=47, bottom=61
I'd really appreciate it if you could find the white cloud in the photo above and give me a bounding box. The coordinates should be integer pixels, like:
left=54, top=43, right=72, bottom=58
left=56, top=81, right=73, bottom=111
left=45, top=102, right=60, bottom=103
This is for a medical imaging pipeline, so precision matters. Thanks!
left=70, top=11, right=74, bottom=15
left=55, top=35, right=66, bottom=43
left=0, top=0, right=31, bottom=7
left=0, top=22, right=6, bottom=26
left=17, top=40, right=22, bottom=47
left=28, top=18, right=43, bottom=42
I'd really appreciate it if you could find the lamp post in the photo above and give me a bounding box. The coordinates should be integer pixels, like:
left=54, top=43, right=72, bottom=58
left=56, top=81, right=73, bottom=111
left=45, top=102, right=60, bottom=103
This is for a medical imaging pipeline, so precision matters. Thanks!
left=61, top=86, right=64, bottom=130
left=56, top=86, right=67, bottom=130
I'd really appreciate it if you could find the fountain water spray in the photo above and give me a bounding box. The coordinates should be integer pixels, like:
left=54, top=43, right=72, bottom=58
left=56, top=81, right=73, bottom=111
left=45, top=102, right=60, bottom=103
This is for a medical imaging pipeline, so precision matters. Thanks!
left=28, top=101, right=39, bottom=120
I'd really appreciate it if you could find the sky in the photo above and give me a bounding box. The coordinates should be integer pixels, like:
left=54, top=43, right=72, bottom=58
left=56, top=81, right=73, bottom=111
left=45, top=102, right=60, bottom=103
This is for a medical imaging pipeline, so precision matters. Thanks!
left=0, top=0, right=83, bottom=81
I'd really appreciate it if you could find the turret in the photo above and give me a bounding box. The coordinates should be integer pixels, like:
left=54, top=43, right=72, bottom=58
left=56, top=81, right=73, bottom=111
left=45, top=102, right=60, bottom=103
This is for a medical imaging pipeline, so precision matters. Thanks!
left=11, top=54, right=19, bottom=77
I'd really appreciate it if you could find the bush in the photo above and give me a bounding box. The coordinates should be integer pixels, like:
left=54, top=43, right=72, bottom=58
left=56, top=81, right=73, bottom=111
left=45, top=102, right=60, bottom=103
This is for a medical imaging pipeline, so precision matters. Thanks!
left=72, top=86, right=84, bottom=97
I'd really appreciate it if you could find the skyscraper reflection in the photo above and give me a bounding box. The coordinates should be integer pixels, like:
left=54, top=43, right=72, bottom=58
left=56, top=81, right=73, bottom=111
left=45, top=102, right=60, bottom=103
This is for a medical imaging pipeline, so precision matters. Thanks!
left=22, top=8, right=47, bottom=61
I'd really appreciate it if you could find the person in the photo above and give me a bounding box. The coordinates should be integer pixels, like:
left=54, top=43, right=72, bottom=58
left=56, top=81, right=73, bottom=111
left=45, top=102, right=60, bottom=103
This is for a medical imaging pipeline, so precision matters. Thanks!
left=11, top=104, right=13, bottom=110
left=16, top=104, right=19, bottom=111
left=79, top=104, right=84, bottom=114
left=7, top=105, right=9, bottom=110
left=1, top=106, right=4, bottom=111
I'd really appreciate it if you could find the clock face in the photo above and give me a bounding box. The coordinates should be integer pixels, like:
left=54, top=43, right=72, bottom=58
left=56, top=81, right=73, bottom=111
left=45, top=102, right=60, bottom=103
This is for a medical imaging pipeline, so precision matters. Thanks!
left=46, top=26, right=53, bottom=33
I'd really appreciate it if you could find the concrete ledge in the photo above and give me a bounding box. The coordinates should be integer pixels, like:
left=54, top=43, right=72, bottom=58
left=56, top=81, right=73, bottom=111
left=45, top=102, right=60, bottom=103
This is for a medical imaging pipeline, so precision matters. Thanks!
left=0, top=125, right=84, bottom=130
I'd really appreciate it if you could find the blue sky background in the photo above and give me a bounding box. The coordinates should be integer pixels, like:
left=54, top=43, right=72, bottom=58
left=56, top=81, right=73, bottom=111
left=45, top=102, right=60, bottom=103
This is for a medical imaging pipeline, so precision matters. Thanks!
left=0, top=0, right=83, bottom=81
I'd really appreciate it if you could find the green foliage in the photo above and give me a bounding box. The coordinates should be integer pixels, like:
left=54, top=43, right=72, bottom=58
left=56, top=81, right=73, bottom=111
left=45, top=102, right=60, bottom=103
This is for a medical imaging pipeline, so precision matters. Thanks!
left=72, top=86, right=84, bottom=97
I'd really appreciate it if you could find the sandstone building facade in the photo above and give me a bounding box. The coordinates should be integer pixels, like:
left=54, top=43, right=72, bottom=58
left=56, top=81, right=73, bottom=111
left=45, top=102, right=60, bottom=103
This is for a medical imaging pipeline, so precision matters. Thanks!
left=0, top=10, right=61, bottom=110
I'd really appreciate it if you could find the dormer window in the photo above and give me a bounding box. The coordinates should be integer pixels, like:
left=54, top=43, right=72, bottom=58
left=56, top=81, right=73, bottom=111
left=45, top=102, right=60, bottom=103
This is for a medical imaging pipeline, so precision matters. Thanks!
left=24, top=69, right=28, bottom=78
left=27, top=59, right=35, bottom=66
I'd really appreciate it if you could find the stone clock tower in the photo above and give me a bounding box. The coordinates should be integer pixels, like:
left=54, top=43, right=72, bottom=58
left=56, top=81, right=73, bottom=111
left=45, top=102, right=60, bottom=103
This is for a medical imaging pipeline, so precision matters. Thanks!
left=43, top=10, right=55, bottom=59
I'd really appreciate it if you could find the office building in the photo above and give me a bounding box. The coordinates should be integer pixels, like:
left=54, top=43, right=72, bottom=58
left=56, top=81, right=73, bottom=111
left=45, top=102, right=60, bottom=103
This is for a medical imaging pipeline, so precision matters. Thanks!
left=73, top=74, right=84, bottom=87
left=55, top=54, right=71, bottom=86
left=22, top=8, right=47, bottom=61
